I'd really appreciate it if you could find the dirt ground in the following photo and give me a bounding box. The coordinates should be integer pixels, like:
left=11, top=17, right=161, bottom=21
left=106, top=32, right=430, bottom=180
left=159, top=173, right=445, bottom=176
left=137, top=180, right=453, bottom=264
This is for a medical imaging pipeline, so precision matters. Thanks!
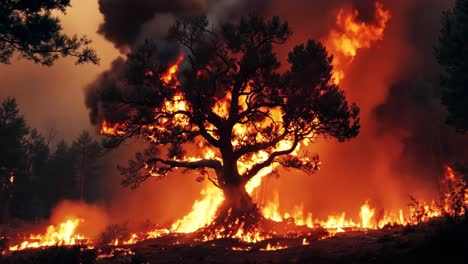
left=1, top=219, right=468, bottom=264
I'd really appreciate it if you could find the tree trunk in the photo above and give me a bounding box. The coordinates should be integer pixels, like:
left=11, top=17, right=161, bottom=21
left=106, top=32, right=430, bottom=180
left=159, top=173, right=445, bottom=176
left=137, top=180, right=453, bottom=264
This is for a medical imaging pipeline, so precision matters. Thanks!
left=208, top=133, right=263, bottom=234
left=221, top=183, right=255, bottom=213
left=215, top=161, right=255, bottom=216
left=207, top=169, right=262, bottom=235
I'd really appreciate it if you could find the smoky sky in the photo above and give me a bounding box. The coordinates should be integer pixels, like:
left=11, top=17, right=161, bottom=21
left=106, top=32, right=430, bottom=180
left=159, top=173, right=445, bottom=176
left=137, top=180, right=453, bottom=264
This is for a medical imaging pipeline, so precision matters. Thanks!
left=97, top=0, right=270, bottom=51
left=97, top=0, right=205, bottom=50
left=96, top=0, right=381, bottom=50
left=372, top=0, right=462, bottom=186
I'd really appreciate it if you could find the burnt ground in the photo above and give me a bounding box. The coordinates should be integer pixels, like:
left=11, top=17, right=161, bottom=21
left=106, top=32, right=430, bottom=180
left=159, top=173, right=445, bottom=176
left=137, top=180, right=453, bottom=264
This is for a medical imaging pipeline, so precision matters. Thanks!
left=1, top=219, right=468, bottom=264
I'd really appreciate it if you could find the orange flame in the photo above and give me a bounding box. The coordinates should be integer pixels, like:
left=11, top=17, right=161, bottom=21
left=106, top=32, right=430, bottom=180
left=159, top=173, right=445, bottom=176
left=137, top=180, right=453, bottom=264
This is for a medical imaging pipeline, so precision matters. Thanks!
left=9, top=219, right=86, bottom=251
left=324, top=1, right=391, bottom=84
left=359, top=202, right=375, bottom=228
left=162, top=55, right=184, bottom=84
left=260, top=243, right=288, bottom=251
left=100, top=120, right=126, bottom=136
left=171, top=183, right=224, bottom=233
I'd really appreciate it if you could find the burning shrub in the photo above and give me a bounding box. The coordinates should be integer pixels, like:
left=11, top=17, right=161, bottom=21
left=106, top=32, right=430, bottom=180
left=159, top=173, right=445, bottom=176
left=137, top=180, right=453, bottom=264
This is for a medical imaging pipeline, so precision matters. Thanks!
left=408, top=196, right=433, bottom=225
left=441, top=164, right=468, bottom=223
left=99, top=224, right=131, bottom=246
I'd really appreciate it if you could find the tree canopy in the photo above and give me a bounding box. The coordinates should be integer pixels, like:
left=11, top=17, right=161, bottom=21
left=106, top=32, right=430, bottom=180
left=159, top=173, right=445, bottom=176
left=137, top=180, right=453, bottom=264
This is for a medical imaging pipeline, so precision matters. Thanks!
left=436, top=0, right=468, bottom=133
left=72, top=130, right=102, bottom=201
left=0, top=97, right=28, bottom=175
left=0, top=0, right=99, bottom=66
left=92, top=14, right=360, bottom=194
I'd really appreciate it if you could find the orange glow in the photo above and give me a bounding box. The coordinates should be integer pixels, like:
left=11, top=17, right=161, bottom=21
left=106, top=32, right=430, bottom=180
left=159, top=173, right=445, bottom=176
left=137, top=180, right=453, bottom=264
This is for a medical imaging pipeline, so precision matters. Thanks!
left=441, top=165, right=468, bottom=214
left=359, top=202, right=375, bottom=228
left=6, top=167, right=466, bottom=252
left=260, top=243, right=288, bottom=251
left=162, top=55, right=184, bottom=84
left=9, top=219, right=86, bottom=251
left=324, top=1, right=391, bottom=84
left=171, top=183, right=224, bottom=233
left=100, top=120, right=126, bottom=136
left=231, top=246, right=252, bottom=251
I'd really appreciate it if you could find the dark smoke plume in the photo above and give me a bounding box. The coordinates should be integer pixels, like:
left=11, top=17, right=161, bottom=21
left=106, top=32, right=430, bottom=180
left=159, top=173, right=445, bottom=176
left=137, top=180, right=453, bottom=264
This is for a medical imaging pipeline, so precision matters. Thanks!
left=97, top=0, right=268, bottom=51
left=97, top=0, right=205, bottom=50
left=372, top=0, right=465, bottom=187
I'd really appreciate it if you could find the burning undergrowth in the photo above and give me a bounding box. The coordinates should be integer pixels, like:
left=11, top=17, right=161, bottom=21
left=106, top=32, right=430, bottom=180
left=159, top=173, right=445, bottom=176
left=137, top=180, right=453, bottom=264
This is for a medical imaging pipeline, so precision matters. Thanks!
left=2, top=163, right=466, bottom=258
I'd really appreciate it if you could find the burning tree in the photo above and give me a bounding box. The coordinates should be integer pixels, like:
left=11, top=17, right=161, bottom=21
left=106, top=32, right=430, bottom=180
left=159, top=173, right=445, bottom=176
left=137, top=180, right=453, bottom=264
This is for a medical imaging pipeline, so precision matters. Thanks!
left=92, top=14, right=360, bottom=233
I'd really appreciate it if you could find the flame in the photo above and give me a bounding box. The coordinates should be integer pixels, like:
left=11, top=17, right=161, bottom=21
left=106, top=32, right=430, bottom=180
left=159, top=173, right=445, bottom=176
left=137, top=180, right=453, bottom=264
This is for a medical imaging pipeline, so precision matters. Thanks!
left=359, top=202, right=375, bottom=229
left=146, top=228, right=170, bottom=239
left=171, top=183, right=224, bottom=233
left=100, top=54, right=186, bottom=137
left=6, top=166, right=466, bottom=253
left=97, top=247, right=136, bottom=260
left=231, top=246, right=252, bottom=251
left=260, top=243, right=288, bottom=251
left=123, top=233, right=139, bottom=245
left=9, top=219, right=85, bottom=251
left=162, top=55, right=184, bottom=84
left=324, top=1, right=391, bottom=84
left=441, top=165, right=468, bottom=214
left=261, top=190, right=420, bottom=235
left=443, top=165, right=457, bottom=184
left=100, top=120, right=126, bottom=136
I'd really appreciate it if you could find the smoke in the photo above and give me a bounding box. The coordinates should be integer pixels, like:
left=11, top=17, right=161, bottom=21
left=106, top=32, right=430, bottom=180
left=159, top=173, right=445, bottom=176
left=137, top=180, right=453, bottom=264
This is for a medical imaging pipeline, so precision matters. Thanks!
left=353, top=0, right=381, bottom=23
left=373, top=77, right=468, bottom=189
left=97, top=0, right=206, bottom=50
left=50, top=200, right=109, bottom=239
left=97, top=0, right=267, bottom=51
left=85, top=57, right=127, bottom=125
left=372, top=0, right=462, bottom=189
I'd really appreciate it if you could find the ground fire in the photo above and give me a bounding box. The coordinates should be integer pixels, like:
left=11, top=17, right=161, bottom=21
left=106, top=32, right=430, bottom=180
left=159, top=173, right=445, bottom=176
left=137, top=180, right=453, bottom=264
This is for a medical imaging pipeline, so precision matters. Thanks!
left=4, top=163, right=467, bottom=256
left=2, top=1, right=468, bottom=263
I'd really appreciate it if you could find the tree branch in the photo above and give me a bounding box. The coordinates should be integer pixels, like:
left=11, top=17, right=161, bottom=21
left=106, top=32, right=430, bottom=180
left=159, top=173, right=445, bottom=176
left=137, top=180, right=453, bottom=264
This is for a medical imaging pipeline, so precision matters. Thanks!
left=234, top=128, right=289, bottom=159
left=241, top=136, right=300, bottom=183
left=147, top=157, right=222, bottom=171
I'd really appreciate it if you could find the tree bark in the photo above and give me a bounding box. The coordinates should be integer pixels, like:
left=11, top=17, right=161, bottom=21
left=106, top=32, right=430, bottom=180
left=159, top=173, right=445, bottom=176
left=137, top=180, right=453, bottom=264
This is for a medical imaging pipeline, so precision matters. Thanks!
left=208, top=168, right=262, bottom=235
left=208, top=130, right=263, bottom=232
left=221, top=183, right=255, bottom=212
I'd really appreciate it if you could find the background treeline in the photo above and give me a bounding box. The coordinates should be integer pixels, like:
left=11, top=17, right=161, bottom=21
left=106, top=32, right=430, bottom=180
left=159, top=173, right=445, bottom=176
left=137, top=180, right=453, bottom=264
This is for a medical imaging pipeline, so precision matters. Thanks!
left=0, top=97, right=105, bottom=223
